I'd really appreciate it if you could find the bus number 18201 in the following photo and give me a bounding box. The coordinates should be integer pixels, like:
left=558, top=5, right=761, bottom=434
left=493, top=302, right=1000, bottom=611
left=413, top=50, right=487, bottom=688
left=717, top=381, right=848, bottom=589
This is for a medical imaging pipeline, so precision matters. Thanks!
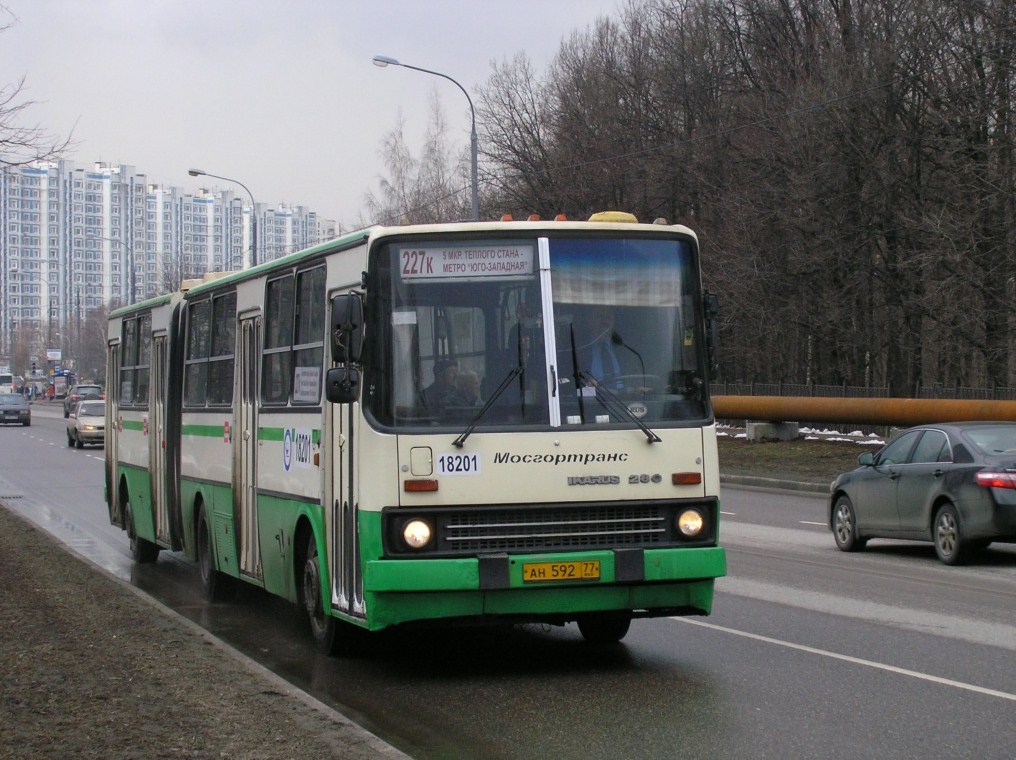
left=436, top=452, right=481, bottom=475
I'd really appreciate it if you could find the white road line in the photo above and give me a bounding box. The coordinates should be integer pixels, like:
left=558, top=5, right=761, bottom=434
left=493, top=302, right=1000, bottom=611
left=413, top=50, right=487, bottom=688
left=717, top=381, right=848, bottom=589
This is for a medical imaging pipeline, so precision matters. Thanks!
left=674, top=617, right=1016, bottom=703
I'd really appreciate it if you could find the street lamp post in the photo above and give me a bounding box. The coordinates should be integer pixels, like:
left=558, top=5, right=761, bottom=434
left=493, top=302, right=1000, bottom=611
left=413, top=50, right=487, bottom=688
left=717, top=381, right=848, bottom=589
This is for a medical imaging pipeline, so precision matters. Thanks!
left=373, top=54, right=479, bottom=222
left=188, top=168, right=258, bottom=268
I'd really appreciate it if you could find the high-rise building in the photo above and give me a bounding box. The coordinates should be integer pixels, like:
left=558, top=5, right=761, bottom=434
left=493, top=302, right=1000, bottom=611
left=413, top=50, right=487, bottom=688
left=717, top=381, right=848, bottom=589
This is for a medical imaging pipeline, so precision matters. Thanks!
left=0, top=160, right=337, bottom=375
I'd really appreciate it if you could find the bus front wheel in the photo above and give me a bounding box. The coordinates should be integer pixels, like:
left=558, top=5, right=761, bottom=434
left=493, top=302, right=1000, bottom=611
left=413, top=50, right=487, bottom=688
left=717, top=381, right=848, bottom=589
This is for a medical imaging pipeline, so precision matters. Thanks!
left=577, top=612, right=632, bottom=644
left=300, top=532, right=359, bottom=656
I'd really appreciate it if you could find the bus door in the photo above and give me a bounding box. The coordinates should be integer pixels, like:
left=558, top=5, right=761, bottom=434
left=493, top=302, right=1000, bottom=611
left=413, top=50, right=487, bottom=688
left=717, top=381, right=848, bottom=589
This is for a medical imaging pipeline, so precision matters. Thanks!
left=106, top=339, right=122, bottom=527
left=150, top=335, right=171, bottom=544
left=327, top=400, right=364, bottom=618
left=235, top=314, right=262, bottom=580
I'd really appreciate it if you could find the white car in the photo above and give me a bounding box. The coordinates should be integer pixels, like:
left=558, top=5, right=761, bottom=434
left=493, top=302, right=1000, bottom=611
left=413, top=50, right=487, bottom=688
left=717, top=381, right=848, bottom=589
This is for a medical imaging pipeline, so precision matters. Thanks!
left=67, top=400, right=106, bottom=448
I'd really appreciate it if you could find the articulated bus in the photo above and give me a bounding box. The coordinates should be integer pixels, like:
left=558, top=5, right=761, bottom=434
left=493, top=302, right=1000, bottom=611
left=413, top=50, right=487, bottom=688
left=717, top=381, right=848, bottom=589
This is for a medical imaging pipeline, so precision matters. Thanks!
left=105, top=212, right=726, bottom=654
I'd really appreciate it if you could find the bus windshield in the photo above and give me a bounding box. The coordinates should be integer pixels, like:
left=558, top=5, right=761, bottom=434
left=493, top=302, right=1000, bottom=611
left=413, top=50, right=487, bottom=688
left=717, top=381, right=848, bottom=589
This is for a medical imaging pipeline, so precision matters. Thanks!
left=366, top=234, right=709, bottom=431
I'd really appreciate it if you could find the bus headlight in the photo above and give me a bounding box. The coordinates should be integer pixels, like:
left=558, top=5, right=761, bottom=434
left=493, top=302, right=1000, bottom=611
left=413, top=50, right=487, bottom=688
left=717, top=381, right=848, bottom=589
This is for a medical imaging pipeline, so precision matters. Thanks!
left=676, top=509, right=704, bottom=537
left=402, top=519, right=433, bottom=550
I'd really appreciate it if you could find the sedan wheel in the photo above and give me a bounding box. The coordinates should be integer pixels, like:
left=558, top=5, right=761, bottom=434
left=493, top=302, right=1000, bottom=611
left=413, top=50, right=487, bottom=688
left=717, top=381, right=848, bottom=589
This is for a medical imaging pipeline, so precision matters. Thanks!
left=933, top=503, right=968, bottom=565
left=833, top=495, right=867, bottom=552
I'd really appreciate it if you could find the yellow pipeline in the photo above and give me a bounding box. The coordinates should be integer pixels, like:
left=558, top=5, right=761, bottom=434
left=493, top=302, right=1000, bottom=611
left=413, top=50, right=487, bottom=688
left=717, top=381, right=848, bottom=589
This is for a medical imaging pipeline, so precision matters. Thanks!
left=712, top=395, right=1016, bottom=426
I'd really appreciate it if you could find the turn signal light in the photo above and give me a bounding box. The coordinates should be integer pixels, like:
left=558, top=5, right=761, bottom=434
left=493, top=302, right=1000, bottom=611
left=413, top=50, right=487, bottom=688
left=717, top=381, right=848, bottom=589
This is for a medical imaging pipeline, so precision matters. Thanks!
left=404, top=479, right=439, bottom=492
left=672, top=472, right=702, bottom=486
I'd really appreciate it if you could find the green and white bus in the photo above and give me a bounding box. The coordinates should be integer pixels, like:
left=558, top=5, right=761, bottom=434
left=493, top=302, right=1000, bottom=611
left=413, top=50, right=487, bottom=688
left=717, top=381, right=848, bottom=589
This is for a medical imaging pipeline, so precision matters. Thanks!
left=106, top=212, right=726, bottom=653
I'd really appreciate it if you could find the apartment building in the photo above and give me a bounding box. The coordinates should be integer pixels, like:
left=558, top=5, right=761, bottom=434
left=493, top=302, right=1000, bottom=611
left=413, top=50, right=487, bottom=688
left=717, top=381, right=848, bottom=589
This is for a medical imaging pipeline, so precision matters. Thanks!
left=0, top=160, right=336, bottom=372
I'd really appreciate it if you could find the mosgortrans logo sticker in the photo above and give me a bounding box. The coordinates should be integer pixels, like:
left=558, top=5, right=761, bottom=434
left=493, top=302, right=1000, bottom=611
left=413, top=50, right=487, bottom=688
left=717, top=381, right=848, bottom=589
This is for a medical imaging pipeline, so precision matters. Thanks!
left=283, top=428, right=315, bottom=471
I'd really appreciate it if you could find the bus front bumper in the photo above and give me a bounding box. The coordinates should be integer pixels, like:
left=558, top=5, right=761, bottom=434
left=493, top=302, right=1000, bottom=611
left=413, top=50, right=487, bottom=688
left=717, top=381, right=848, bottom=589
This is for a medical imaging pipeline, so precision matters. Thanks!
left=360, top=545, right=726, bottom=629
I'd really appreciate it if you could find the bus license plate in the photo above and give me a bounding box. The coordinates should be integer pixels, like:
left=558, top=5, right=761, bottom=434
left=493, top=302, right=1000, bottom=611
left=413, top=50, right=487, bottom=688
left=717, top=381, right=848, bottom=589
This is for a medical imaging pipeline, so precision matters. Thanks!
left=522, top=560, right=600, bottom=583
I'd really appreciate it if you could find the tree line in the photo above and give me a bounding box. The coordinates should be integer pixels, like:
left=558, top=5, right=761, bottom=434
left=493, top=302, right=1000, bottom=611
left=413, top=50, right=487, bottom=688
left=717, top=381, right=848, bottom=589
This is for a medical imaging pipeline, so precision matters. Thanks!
left=365, top=0, right=1016, bottom=396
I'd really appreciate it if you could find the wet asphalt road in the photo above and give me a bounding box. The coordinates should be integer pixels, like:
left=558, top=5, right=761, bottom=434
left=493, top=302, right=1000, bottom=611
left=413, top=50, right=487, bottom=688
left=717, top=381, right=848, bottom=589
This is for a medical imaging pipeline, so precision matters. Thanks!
left=4, top=406, right=1015, bottom=759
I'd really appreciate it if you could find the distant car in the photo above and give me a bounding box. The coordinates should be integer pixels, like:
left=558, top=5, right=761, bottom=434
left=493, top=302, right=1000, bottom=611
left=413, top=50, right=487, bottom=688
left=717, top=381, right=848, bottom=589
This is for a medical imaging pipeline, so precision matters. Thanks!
left=0, top=393, right=31, bottom=426
left=64, top=384, right=104, bottom=417
left=66, top=399, right=106, bottom=448
left=829, top=422, right=1016, bottom=564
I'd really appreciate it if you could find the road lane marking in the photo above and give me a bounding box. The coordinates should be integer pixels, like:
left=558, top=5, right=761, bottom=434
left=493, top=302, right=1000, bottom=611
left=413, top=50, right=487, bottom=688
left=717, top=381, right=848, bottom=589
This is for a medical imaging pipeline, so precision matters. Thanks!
left=674, top=617, right=1016, bottom=703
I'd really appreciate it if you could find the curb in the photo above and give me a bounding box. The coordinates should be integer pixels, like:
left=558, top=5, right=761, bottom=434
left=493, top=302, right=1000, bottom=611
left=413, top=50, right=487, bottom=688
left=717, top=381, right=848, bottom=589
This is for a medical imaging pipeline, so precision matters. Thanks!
left=721, top=474, right=828, bottom=495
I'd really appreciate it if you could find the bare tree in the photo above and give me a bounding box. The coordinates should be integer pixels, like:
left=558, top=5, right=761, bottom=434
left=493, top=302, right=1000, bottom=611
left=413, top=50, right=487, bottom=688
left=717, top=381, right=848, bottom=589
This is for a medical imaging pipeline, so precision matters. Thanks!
left=469, top=0, right=1016, bottom=393
left=0, top=7, right=72, bottom=166
left=362, top=93, right=472, bottom=225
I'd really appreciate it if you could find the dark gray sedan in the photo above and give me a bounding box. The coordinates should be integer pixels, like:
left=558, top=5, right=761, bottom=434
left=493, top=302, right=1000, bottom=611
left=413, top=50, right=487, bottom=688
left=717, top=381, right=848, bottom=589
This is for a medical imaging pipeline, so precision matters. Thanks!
left=0, top=393, right=31, bottom=426
left=829, top=422, right=1016, bottom=564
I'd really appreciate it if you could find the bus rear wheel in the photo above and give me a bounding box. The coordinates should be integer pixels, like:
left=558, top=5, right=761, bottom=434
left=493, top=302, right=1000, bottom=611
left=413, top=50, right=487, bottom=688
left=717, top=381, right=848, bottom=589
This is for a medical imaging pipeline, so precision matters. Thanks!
left=125, top=499, right=160, bottom=564
left=197, top=506, right=233, bottom=601
left=577, top=612, right=632, bottom=644
left=300, top=532, right=359, bottom=656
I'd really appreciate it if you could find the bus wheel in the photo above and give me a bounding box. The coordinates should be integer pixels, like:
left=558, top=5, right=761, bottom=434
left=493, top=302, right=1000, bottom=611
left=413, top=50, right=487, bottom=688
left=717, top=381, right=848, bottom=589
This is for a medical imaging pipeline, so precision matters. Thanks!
left=577, top=612, right=632, bottom=644
left=300, top=533, right=358, bottom=656
left=197, top=506, right=233, bottom=601
left=125, top=499, right=160, bottom=564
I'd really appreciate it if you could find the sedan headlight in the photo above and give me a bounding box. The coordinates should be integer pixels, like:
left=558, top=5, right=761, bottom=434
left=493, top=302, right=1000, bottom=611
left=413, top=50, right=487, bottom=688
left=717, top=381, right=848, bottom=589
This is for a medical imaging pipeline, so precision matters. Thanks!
left=402, top=519, right=433, bottom=550
left=676, top=509, right=704, bottom=537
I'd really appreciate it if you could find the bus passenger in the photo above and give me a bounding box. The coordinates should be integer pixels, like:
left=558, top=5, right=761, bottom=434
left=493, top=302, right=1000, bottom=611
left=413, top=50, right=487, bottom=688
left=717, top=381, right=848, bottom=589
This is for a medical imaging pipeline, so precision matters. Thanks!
left=456, top=370, right=481, bottom=406
left=423, top=359, right=461, bottom=410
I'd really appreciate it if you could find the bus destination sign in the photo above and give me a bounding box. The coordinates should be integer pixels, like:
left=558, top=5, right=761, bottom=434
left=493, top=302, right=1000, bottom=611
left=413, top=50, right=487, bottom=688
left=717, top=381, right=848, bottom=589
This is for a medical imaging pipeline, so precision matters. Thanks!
left=399, top=243, right=534, bottom=281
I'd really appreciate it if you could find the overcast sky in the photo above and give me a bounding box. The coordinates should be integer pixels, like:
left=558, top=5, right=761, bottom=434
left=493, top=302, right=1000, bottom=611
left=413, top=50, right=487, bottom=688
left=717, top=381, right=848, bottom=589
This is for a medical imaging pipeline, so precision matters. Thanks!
left=1, top=0, right=621, bottom=228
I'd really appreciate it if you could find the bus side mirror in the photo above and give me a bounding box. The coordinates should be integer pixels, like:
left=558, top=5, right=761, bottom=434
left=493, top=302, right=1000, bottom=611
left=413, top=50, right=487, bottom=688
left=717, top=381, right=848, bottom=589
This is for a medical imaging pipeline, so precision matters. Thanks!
left=704, top=292, right=720, bottom=376
left=331, top=294, right=363, bottom=363
left=325, top=367, right=360, bottom=404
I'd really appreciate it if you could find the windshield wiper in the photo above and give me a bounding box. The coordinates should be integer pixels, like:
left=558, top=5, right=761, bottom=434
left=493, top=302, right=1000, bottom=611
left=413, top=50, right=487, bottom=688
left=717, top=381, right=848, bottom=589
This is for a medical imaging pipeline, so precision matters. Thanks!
left=577, top=370, right=662, bottom=444
left=452, top=365, right=524, bottom=448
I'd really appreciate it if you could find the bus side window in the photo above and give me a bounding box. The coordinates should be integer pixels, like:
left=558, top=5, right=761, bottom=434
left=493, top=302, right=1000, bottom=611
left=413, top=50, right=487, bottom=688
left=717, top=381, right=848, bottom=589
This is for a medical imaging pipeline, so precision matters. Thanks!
left=262, top=274, right=295, bottom=404
left=120, top=317, right=137, bottom=405
left=207, top=292, right=237, bottom=405
left=135, top=314, right=151, bottom=405
left=293, top=267, right=326, bottom=404
left=184, top=300, right=211, bottom=407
